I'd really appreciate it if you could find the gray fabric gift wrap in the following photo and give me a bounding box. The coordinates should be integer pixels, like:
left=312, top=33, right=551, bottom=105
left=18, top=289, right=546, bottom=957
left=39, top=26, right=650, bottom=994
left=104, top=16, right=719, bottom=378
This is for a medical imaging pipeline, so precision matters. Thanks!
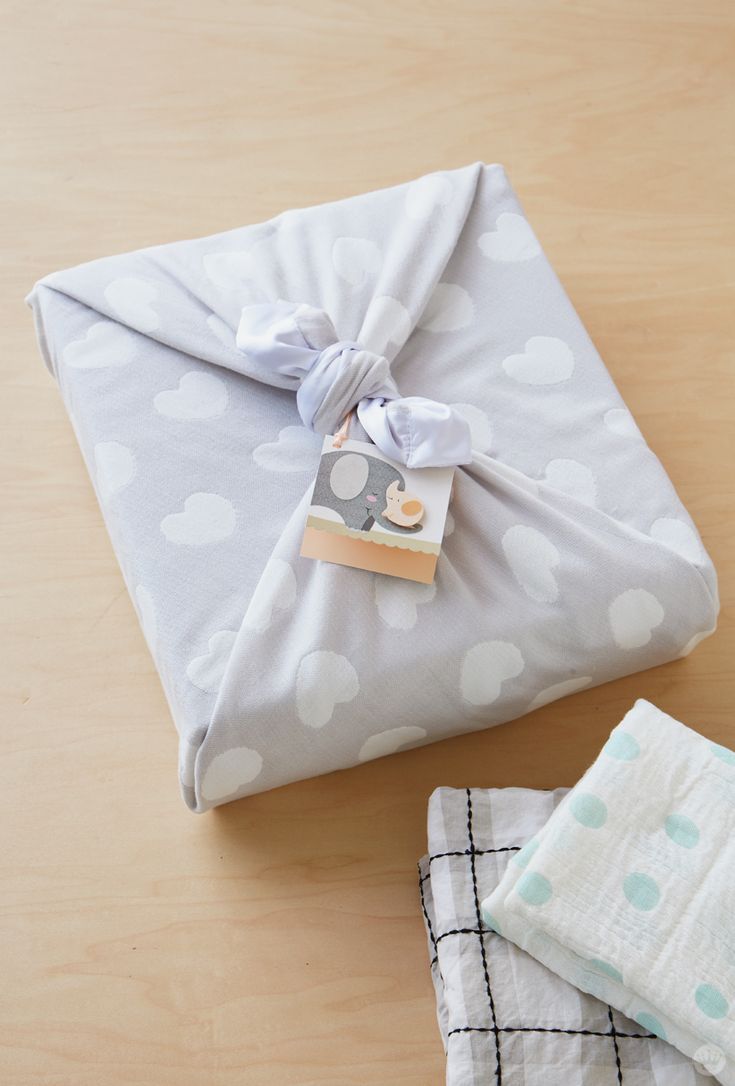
left=27, top=163, right=718, bottom=810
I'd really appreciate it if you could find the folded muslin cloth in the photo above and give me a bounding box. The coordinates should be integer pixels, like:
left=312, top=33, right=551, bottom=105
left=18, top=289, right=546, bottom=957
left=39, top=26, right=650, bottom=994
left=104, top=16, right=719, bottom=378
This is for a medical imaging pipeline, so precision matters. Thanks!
left=26, top=163, right=718, bottom=810
left=483, top=701, right=735, bottom=1083
left=420, top=786, right=709, bottom=1084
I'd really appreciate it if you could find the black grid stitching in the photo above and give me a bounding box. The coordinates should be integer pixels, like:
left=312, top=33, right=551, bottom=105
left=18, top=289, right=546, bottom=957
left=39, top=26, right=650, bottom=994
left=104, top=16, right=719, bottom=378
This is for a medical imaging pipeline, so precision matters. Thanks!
left=608, top=1005, right=623, bottom=1085
left=466, top=787, right=502, bottom=1084
left=447, top=1025, right=655, bottom=1040
left=419, top=846, right=522, bottom=889
left=429, top=845, right=522, bottom=866
left=418, top=791, right=660, bottom=1084
left=417, top=862, right=438, bottom=954
left=427, top=926, right=494, bottom=968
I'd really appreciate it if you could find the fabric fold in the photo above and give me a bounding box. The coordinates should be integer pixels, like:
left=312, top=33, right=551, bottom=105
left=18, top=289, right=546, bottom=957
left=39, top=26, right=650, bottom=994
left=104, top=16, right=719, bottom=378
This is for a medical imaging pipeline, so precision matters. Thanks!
left=26, top=163, right=719, bottom=810
left=235, top=299, right=473, bottom=467
left=482, top=701, right=735, bottom=1084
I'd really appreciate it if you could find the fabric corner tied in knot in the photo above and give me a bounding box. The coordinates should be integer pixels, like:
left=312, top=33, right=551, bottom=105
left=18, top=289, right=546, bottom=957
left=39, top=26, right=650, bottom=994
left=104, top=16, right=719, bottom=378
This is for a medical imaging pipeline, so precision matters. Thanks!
left=236, top=300, right=472, bottom=468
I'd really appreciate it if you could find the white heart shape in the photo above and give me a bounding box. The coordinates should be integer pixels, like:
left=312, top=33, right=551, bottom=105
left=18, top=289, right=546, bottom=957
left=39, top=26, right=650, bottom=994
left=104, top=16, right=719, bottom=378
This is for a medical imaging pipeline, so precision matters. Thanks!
left=178, top=735, right=198, bottom=789
left=604, top=407, right=641, bottom=438
left=253, top=425, right=323, bottom=472
left=331, top=237, right=381, bottom=287
left=243, top=558, right=297, bottom=632
left=134, top=585, right=157, bottom=653
left=201, top=746, right=264, bottom=802
left=528, top=675, right=593, bottom=711
left=478, top=212, right=541, bottom=262
left=94, top=441, right=136, bottom=500
left=296, top=650, right=359, bottom=728
left=359, top=726, right=428, bottom=762
left=461, top=641, right=525, bottom=706
left=160, top=492, right=236, bottom=546
left=609, top=588, right=664, bottom=649
left=487, top=460, right=541, bottom=496
left=374, top=578, right=436, bottom=630
left=450, top=403, right=493, bottom=452
left=154, top=371, right=228, bottom=420
left=206, top=314, right=237, bottom=347
left=418, top=283, right=474, bottom=333
left=104, top=276, right=159, bottom=332
left=404, top=173, right=453, bottom=220
left=63, top=321, right=139, bottom=370
left=649, top=517, right=703, bottom=564
left=186, top=629, right=238, bottom=693
left=542, top=458, right=597, bottom=507
left=360, top=295, right=411, bottom=355
left=679, top=627, right=716, bottom=658
left=203, top=250, right=257, bottom=291
left=502, top=525, right=560, bottom=603
left=502, top=336, right=575, bottom=385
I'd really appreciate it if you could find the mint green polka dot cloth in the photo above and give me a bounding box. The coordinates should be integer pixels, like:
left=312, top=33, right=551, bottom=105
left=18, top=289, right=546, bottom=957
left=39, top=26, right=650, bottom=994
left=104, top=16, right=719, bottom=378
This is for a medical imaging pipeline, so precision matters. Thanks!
left=482, top=700, right=735, bottom=1083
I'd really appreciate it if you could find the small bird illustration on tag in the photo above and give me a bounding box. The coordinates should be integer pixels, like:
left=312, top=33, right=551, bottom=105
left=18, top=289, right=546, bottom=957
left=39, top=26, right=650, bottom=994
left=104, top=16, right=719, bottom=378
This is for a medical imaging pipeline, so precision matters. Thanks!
left=382, top=481, right=424, bottom=528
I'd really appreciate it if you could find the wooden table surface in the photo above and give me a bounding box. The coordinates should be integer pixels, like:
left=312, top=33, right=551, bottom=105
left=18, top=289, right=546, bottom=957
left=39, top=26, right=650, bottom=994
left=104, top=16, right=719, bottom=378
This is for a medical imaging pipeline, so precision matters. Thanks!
left=2, top=2, right=733, bottom=1083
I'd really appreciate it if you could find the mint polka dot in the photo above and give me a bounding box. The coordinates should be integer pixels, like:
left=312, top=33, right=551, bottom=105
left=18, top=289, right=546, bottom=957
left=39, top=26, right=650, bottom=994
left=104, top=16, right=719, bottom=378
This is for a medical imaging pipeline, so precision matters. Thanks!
left=711, top=743, right=735, bottom=766
left=481, top=909, right=501, bottom=934
left=570, top=792, right=608, bottom=829
left=665, top=813, right=700, bottom=849
left=517, top=871, right=552, bottom=906
left=695, top=984, right=729, bottom=1020
left=634, top=1012, right=667, bottom=1040
left=588, top=959, right=623, bottom=983
left=623, top=872, right=660, bottom=911
left=604, top=730, right=640, bottom=761
left=513, top=838, right=539, bottom=869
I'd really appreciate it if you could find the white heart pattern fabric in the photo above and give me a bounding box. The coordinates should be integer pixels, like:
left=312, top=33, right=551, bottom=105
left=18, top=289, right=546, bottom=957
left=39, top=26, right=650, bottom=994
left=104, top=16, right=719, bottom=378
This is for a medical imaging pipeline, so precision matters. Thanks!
left=104, top=276, right=160, bottom=332
left=154, top=371, right=228, bottom=419
left=417, top=282, right=474, bottom=333
left=160, top=493, right=236, bottom=546
left=296, top=651, right=359, bottom=729
left=502, top=336, right=575, bottom=385
left=502, top=524, right=561, bottom=603
left=94, top=441, right=136, bottom=500
left=478, top=211, right=542, bottom=262
left=26, top=163, right=718, bottom=810
left=374, top=577, right=436, bottom=630
left=63, top=321, right=139, bottom=370
left=186, top=630, right=238, bottom=694
left=252, top=425, right=323, bottom=473
left=461, top=640, right=525, bottom=706
left=331, top=236, right=381, bottom=287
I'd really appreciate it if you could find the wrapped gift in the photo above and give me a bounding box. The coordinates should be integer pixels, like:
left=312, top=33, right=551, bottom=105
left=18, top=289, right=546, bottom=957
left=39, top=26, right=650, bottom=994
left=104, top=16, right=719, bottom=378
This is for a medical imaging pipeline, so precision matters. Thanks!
left=27, top=163, right=718, bottom=810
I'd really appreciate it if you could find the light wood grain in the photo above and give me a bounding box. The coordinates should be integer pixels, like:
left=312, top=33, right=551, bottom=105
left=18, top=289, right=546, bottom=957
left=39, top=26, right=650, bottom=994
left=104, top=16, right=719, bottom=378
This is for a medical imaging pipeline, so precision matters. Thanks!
left=2, top=2, right=733, bottom=1083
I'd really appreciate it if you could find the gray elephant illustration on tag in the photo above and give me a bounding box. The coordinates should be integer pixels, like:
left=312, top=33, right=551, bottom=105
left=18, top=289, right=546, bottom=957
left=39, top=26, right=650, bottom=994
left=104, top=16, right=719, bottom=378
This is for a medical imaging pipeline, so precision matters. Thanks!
left=311, top=450, right=424, bottom=534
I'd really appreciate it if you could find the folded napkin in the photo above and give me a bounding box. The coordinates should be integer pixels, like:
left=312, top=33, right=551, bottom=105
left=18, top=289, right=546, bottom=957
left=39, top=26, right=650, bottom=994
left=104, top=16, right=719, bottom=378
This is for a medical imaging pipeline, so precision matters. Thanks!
left=482, top=701, right=735, bottom=1083
left=420, top=785, right=709, bottom=1084
left=27, top=164, right=718, bottom=810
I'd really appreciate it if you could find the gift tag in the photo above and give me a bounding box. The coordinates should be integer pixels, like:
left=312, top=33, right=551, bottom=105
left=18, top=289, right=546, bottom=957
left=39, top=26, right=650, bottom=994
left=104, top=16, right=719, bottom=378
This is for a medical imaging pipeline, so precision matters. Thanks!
left=300, top=434, right=454, bottom=584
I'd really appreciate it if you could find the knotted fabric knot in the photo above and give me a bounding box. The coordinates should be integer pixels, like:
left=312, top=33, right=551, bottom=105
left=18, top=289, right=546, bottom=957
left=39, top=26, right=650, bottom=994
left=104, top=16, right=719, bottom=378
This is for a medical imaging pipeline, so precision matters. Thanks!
left=235, top=300, right=472, bottom=469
